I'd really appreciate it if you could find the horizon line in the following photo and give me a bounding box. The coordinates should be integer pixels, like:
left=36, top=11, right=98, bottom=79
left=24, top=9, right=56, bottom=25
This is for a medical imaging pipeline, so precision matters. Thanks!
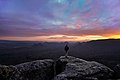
left=0, top=38, right=120, bottom=43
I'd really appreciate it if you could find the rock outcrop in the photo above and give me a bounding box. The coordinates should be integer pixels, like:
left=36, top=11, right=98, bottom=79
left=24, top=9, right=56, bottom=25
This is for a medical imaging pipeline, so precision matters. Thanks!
left=0, top=59, right=54, bottom=80
left=0, top=56, right=116, bottom=80
left=54, top=56, right=114, bottom=80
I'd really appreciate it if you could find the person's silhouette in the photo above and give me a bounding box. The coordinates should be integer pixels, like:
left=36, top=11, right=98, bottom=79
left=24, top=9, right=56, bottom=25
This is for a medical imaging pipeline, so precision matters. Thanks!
left=64, top=44, right=69, bottom=58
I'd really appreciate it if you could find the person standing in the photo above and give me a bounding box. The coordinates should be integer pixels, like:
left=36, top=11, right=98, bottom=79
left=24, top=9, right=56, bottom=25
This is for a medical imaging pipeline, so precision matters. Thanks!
left=64, top=44, right=69, bottom=58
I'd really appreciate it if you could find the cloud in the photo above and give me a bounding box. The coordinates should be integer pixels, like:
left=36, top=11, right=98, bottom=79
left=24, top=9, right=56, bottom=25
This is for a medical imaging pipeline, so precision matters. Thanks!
left=0, top=0, right=120, bottom=41
left=0, top=13, right=120, bottom=38
left=48, top=35, right=77, bottom=39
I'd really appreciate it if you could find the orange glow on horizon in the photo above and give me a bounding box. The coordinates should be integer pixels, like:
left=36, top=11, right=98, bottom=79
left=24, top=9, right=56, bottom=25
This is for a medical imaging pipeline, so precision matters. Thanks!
left=0, top=34, right=120, bottom=42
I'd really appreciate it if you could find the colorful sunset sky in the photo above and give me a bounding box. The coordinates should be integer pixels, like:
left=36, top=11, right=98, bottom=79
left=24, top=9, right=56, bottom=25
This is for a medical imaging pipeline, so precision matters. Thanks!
left=0, top=0, right=120, bottom=42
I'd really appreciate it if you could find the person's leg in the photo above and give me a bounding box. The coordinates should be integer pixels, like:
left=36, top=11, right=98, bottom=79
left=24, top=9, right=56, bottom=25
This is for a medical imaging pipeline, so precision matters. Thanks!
left=65, top=51, right=68, bottom=58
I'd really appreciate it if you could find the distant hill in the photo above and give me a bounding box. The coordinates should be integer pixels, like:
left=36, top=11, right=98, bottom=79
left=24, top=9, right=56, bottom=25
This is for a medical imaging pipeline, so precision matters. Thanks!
left=0, top=39, right=120, bottom=68
left=70, top=39, right=120, bottom=68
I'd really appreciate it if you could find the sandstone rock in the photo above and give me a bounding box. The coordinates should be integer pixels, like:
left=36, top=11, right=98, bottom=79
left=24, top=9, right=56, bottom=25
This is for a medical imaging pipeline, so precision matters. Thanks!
left=0, top=65, right=18, bottom=80
left=0, top=56, right=115, bottom=80
left=54, top=56, right=113, bottom=80
left=0, top=59, right=54, bottom=80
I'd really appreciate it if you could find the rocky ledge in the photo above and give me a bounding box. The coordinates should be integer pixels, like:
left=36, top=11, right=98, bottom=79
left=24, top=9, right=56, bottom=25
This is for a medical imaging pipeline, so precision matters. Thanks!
left=55, top=56, right=114, bottom=80
left=0, top=56, right=120, bottom=80
left=0, top=59, right=54, bottom=80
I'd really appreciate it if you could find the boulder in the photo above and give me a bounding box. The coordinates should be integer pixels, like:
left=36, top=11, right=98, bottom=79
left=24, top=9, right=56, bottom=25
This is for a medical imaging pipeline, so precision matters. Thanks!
left=0, top=59, right=54, bottom=80
left=54, top=56, right=113, bottom=80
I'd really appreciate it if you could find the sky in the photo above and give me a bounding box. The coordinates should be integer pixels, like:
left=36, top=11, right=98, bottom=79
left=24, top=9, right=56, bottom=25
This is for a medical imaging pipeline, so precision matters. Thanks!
left=0, top=0, right=120, bottom=42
